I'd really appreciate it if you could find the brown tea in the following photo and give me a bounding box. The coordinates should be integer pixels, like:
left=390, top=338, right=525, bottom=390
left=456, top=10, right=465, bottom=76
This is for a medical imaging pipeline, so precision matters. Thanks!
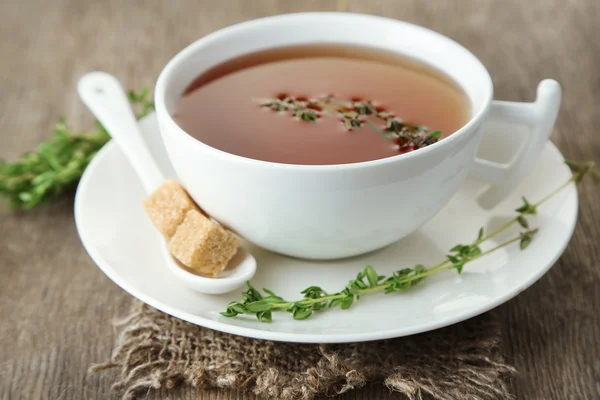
left=174, top=44, right=470, bottom=165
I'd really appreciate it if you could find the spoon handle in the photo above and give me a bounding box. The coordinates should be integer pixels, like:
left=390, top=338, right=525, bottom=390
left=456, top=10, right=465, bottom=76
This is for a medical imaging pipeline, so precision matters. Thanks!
left=78, top=72, right=164, bottom=194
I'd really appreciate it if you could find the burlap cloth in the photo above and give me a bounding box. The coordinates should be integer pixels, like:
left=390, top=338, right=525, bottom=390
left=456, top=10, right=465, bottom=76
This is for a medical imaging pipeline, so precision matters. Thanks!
left=91, top=300, right=514, bottom=400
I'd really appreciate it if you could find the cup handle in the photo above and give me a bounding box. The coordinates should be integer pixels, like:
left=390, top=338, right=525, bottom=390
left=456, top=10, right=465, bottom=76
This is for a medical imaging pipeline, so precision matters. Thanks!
left=469, top=79, right=562, bottom=208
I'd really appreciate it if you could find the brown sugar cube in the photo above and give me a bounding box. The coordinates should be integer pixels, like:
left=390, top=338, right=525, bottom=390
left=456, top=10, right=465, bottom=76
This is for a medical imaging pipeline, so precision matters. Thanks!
left=168, top=209, right=239, bottom=277
left=142, top=179, right=199, bottom=239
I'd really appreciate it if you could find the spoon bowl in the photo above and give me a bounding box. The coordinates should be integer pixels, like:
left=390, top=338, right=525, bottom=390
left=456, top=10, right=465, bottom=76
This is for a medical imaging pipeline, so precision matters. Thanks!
left=77, top=71, right=257, bottom=295
left=162, top=244, right=256, bottom=294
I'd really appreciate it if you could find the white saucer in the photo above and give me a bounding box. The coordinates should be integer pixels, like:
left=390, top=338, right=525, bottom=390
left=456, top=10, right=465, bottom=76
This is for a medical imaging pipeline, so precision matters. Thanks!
left=75, top=113, right=578, bottom=343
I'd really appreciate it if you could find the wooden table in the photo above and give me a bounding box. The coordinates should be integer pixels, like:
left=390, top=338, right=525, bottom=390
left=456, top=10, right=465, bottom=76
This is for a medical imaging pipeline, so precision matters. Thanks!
left=1, top=1, right=599, bottom=399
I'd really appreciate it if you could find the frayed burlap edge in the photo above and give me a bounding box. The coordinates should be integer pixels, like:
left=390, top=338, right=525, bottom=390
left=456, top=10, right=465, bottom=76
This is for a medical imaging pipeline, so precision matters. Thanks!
left=91, top=301, right=515, bottom=400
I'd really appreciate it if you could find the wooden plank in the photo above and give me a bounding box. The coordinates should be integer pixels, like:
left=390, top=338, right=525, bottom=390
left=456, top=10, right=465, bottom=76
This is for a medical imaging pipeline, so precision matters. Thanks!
left=0, top=0, right=598, bottom=399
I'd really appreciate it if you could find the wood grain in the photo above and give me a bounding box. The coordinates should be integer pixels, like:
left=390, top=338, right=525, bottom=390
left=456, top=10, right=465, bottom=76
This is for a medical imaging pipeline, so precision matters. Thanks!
left=0, top=0, right=599, bottom=399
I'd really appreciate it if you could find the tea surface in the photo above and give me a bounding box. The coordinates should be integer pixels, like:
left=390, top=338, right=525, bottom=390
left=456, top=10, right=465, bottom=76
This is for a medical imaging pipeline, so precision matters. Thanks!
left=174, top=44, right=470, bottom=165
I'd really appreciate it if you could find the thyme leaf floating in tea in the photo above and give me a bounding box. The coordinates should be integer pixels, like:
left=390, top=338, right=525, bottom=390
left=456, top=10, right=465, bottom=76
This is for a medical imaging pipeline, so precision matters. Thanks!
left=256, top=95, right=441, bottom=153
left=0, top=88, right=154, bottom=209
left=222, top=159, right=598, bottom=322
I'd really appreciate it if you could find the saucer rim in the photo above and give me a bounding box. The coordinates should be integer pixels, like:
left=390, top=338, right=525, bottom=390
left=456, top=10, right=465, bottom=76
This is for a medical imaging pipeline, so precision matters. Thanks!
left=74, top=118, right=578, bottom=343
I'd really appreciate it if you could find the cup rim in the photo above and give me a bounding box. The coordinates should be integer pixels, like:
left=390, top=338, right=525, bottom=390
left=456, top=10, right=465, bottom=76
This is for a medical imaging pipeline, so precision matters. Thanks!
left=155, top=12, right=494, bottom=171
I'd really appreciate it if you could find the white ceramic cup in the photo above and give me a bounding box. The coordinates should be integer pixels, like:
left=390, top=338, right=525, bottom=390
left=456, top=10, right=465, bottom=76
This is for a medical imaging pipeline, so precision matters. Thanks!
left=155, top=12, right=561, bottom=260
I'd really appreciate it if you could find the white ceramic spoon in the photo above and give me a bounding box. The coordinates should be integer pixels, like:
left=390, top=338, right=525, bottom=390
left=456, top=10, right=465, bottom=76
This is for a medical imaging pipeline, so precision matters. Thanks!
left=77, top=71, right=256, bottom=294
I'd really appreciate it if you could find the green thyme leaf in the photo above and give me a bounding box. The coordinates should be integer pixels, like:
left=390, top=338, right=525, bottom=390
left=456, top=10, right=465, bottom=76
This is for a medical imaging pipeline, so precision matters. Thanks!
left=257, top=311, right=272, bottom=322
left=246, top=283, right=263, bottom=301
left=447, top=255, right=460, bottom=264
left=329, top=298, right=344, bottom=308
left=450, top=244, right=465, bottom=252
left=516, top=197, right=537, bottom=215
left=517, top=215, right=529, bottom=228
left=519, top=228, right=539, bottom=250
left=565, top=159, right=581, bottom=173
left=520, top=236, right=532, bottom=250
left=220, top=308, right=239, bottom=318
left=428, top=130, right=441, bottom=139
left=365, top=265, right=379, bottom=287
left=340, top=295, right=354, bottom=310
left=573, top=161, right=595, bottom=185
left=293, top=308, right=313, bottom=320
left=469, top=247, right=482, bottom=257
left=454, top=262, right=465, bottom=274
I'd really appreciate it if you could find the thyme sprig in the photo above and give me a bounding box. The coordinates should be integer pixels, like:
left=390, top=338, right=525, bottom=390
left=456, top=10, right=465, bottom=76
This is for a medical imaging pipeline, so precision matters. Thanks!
left=257, top=95, right=442, bottom=152
left=222, top=160, right=598, bottom=322
left=0, top=88, right=154, bottom=209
